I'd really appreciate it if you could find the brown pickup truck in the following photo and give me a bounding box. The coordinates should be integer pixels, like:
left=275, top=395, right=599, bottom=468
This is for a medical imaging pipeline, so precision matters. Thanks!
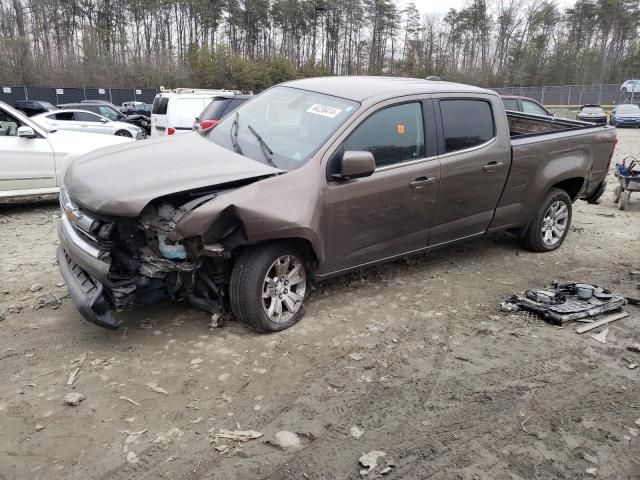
left=58, top=77, right=617, bottom=332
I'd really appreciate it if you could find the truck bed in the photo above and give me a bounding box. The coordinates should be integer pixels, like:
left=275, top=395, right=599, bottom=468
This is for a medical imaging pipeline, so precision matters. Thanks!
left=507, top=111, right=598, bottom=138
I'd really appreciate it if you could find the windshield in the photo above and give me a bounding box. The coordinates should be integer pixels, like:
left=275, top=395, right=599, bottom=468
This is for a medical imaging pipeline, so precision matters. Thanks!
left=581, top=107, right=604, bottom=114
left=208, top=86, right=358, bottom=170
left=617, top=104, right=640, bottom=113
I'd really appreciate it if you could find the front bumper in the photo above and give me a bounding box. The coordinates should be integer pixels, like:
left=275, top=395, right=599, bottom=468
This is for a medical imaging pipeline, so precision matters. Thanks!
left=57, top=209, right=120, bottom=329
left=57, top=246, right=120, bottom=329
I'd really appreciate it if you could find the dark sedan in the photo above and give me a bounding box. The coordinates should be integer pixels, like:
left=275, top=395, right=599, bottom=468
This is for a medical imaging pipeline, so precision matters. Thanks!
left=610, top=104, right=640, bottom=127
left=577, top=105, right=607, bottom=125
left=14, top=100, right=57, bottom=117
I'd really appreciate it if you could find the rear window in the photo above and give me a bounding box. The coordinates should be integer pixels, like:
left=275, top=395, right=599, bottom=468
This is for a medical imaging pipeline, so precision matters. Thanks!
left=51, top=112, right=75, bottom=121
left=199, top=98, right=232, bottom=121
left=223, top=98, right=248, bottom=116
left=152, top=97, right=169, bottom=115
left=440, top=99, right=495, bottom=153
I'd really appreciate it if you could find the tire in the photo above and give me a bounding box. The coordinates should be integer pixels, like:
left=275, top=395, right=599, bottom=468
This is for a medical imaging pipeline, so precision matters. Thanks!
left=115, top=130, right=132, bottom=137
left=230, top=242, right=308, bottom=332
left=521, top=188, right=572, bottom=252
left=613, top=186, right=622, bottom=203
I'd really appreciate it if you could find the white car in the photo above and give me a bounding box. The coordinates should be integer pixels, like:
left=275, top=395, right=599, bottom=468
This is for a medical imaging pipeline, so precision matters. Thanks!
left=0, top=102, right=133, bottom=199
left=151, top=88, right=238, bottom=137
left=33, top=109, right=145, bottom=139
left=621, top=80, right=640, bottom=95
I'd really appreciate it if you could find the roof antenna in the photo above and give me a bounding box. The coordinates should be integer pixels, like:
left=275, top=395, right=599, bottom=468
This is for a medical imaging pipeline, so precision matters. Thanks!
left=425, top=76, right=441, bottom=81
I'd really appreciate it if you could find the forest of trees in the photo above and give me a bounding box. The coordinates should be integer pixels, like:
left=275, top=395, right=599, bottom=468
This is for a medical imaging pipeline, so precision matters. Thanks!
left=1, top=0, right=639, bottom=90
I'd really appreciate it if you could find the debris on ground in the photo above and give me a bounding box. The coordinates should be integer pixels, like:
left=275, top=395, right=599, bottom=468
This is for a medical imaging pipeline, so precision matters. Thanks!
left=358, top=450, right=395, bottom=476
left=35, top=424, right=45, bottom=431
left=272, top=431, right=302, bottom=450
left=499, top=282, right=626, bottom=325
left=214, top=429, right=263, bottom=442
left=119, top=395, right=140, bottom=406
left=67, top=367, right=80, bottom=385
left=591, top=328, right=609, bottom=344
left=627, top=344, right=640, bottom=353
left=586, top=467, right=598, bottom=477
left=63, top=392, right=85, bottom=406
left=29, top=283, right=43, bottom=292
left=350, top=426, right=365, bottom=439
left=348, top=353, right=364, bottom=361
left=576, top=312, right=630, bottom=334
left=119, top=429, right=148, bottom=436
left=145, top=382, right=169, bottom=395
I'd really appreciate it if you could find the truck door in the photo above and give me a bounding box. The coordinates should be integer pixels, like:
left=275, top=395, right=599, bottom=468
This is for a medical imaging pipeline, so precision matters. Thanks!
left=320, top=99, right=440, bottom=275
left=428, top=96, right=511, bottom=246
left=0, top=107, right=55, bottom=192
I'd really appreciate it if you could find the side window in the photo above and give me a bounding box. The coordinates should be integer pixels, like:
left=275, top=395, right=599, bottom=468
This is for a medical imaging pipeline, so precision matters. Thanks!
left=75, top=112, right=101, bottom=122
left=53, top=112, right=75, bottom=121
left=522, top=100, right=547, bottom=116
left=440, top=99, right=494, bottom=153
left=98, top=106, right=118, bottom=120
left=343, top=102, right=425, bottom=168
left=502, top=99, right=519, bottom=111
left=0, top=110, right=20, bottom=136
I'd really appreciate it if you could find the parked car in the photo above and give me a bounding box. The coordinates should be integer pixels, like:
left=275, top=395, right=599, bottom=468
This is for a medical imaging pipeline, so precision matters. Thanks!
left=610, top=103, right=640, bottom=127
left=13, top=100, right=57, bottom=117
left=577, top=104, right=608, bottom=125
left=59, top=102, right=151, bottom=136
left=0, top=101, right=132, bottom=199
left=620, top=80, right=640, bottom=96
left=151, top=88, right=237, bottom=136
left=500, top=95, right=552, bottom=116
left=122, top=102, right=152, bottom=117
left=58, top=77, right=616, bottom=332
left=33, top=109, right=145, bottom=139
left=193, top=94, right=252, bottom=131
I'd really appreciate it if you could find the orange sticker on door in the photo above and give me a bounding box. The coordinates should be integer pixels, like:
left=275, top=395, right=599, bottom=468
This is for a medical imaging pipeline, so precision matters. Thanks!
left=396, top=124, right=405, bottom=134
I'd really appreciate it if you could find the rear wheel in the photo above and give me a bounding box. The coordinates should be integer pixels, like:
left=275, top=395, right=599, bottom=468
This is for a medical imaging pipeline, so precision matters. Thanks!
left=230, top=243, right=308, bottom=332
left=521, top=188, right=572, bottom=252
left=115, top=130, right=132, bottom=137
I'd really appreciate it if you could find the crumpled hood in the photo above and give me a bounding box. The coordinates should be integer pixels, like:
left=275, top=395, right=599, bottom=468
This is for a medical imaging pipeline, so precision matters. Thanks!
left=64, top=132, right=283, bottom=217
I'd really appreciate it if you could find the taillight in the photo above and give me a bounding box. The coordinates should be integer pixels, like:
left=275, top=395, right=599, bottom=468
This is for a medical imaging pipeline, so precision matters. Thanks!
left=199, top=119, right=219, bottom=131
left=167, top=127, right=176, bottom=135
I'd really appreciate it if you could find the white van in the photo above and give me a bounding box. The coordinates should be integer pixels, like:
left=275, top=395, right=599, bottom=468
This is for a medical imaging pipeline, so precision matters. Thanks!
left=150, top=88, right=237, bottom=137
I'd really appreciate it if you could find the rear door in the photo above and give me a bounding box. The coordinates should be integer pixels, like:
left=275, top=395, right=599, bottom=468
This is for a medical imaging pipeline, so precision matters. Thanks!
left=151, top=95, right=169, bottom=136
left=0, top=107, right=55, bottom=191
left=47, top=111, right=84, bottom=132
left=173, top=97, right=208, bottom=132
left=320, top=98, right=440, bottom=275
left=428, top=95, right=511, bottom=246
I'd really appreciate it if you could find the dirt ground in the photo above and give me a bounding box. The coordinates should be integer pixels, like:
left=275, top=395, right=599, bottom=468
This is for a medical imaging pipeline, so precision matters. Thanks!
left=1, top=130, right=639, bottom=480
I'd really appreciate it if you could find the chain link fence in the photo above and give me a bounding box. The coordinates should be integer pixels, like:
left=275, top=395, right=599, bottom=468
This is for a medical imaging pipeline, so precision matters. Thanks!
left=492, top=83, right=630, bottom=107
left=0, top=86, right=158, bottom=107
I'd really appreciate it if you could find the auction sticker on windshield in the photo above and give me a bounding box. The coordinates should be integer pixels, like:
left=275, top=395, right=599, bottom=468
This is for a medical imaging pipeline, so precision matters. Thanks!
left=307, top=104, right=342, bottom=118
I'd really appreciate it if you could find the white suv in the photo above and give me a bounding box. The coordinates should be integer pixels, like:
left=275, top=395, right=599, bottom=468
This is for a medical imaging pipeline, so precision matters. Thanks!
left=150, top=88, right=238, bottom=137
left=621, top=80, right=640, bottom=96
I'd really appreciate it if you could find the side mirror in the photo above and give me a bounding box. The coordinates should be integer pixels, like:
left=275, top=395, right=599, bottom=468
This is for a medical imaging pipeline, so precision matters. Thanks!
left=17, top=126, right=36, bottom=138
left=333, top=151, right=376, bottom=181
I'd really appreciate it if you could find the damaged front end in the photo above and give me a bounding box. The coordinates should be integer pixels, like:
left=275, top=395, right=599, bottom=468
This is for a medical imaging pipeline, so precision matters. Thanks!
left=57, top=187, right=236, bottom=329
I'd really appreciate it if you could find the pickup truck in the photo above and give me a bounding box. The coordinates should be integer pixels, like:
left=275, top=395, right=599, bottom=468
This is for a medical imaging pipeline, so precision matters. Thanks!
left=0, top=102, right=132, bottom=199
left=57, top=77, right=617, bottom=332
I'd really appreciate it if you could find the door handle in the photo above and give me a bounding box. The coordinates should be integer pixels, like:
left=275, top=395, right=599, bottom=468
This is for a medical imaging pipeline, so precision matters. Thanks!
left=409, top=176, right=435, bottom=189
left=482, top=161, right=504, bottom=173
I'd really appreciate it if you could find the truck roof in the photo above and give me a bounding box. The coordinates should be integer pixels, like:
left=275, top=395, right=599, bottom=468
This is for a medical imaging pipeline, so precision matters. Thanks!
left=283, top=76, right=492, bottom=102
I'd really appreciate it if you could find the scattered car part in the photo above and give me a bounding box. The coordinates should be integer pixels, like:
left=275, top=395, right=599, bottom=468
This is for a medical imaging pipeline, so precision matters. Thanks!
left=500, top=282, right=626, bottom=325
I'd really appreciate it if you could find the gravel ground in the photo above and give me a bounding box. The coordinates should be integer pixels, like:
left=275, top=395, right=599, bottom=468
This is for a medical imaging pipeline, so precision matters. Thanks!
left=1, top=129, right=639, bottom=480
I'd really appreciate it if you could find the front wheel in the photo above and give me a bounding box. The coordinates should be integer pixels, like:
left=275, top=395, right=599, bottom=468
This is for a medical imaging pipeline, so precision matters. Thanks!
left=521, top=188, right=572, bottom=252
left=230, top=243, right=308, bottom=332
left=115, top=130, right=132, bottom=137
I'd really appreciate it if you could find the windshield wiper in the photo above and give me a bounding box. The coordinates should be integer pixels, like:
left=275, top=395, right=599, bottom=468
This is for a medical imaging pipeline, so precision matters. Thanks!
left=230, top=111, right=243, bottom=155
left=247, top=124, right=277, bottom=167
